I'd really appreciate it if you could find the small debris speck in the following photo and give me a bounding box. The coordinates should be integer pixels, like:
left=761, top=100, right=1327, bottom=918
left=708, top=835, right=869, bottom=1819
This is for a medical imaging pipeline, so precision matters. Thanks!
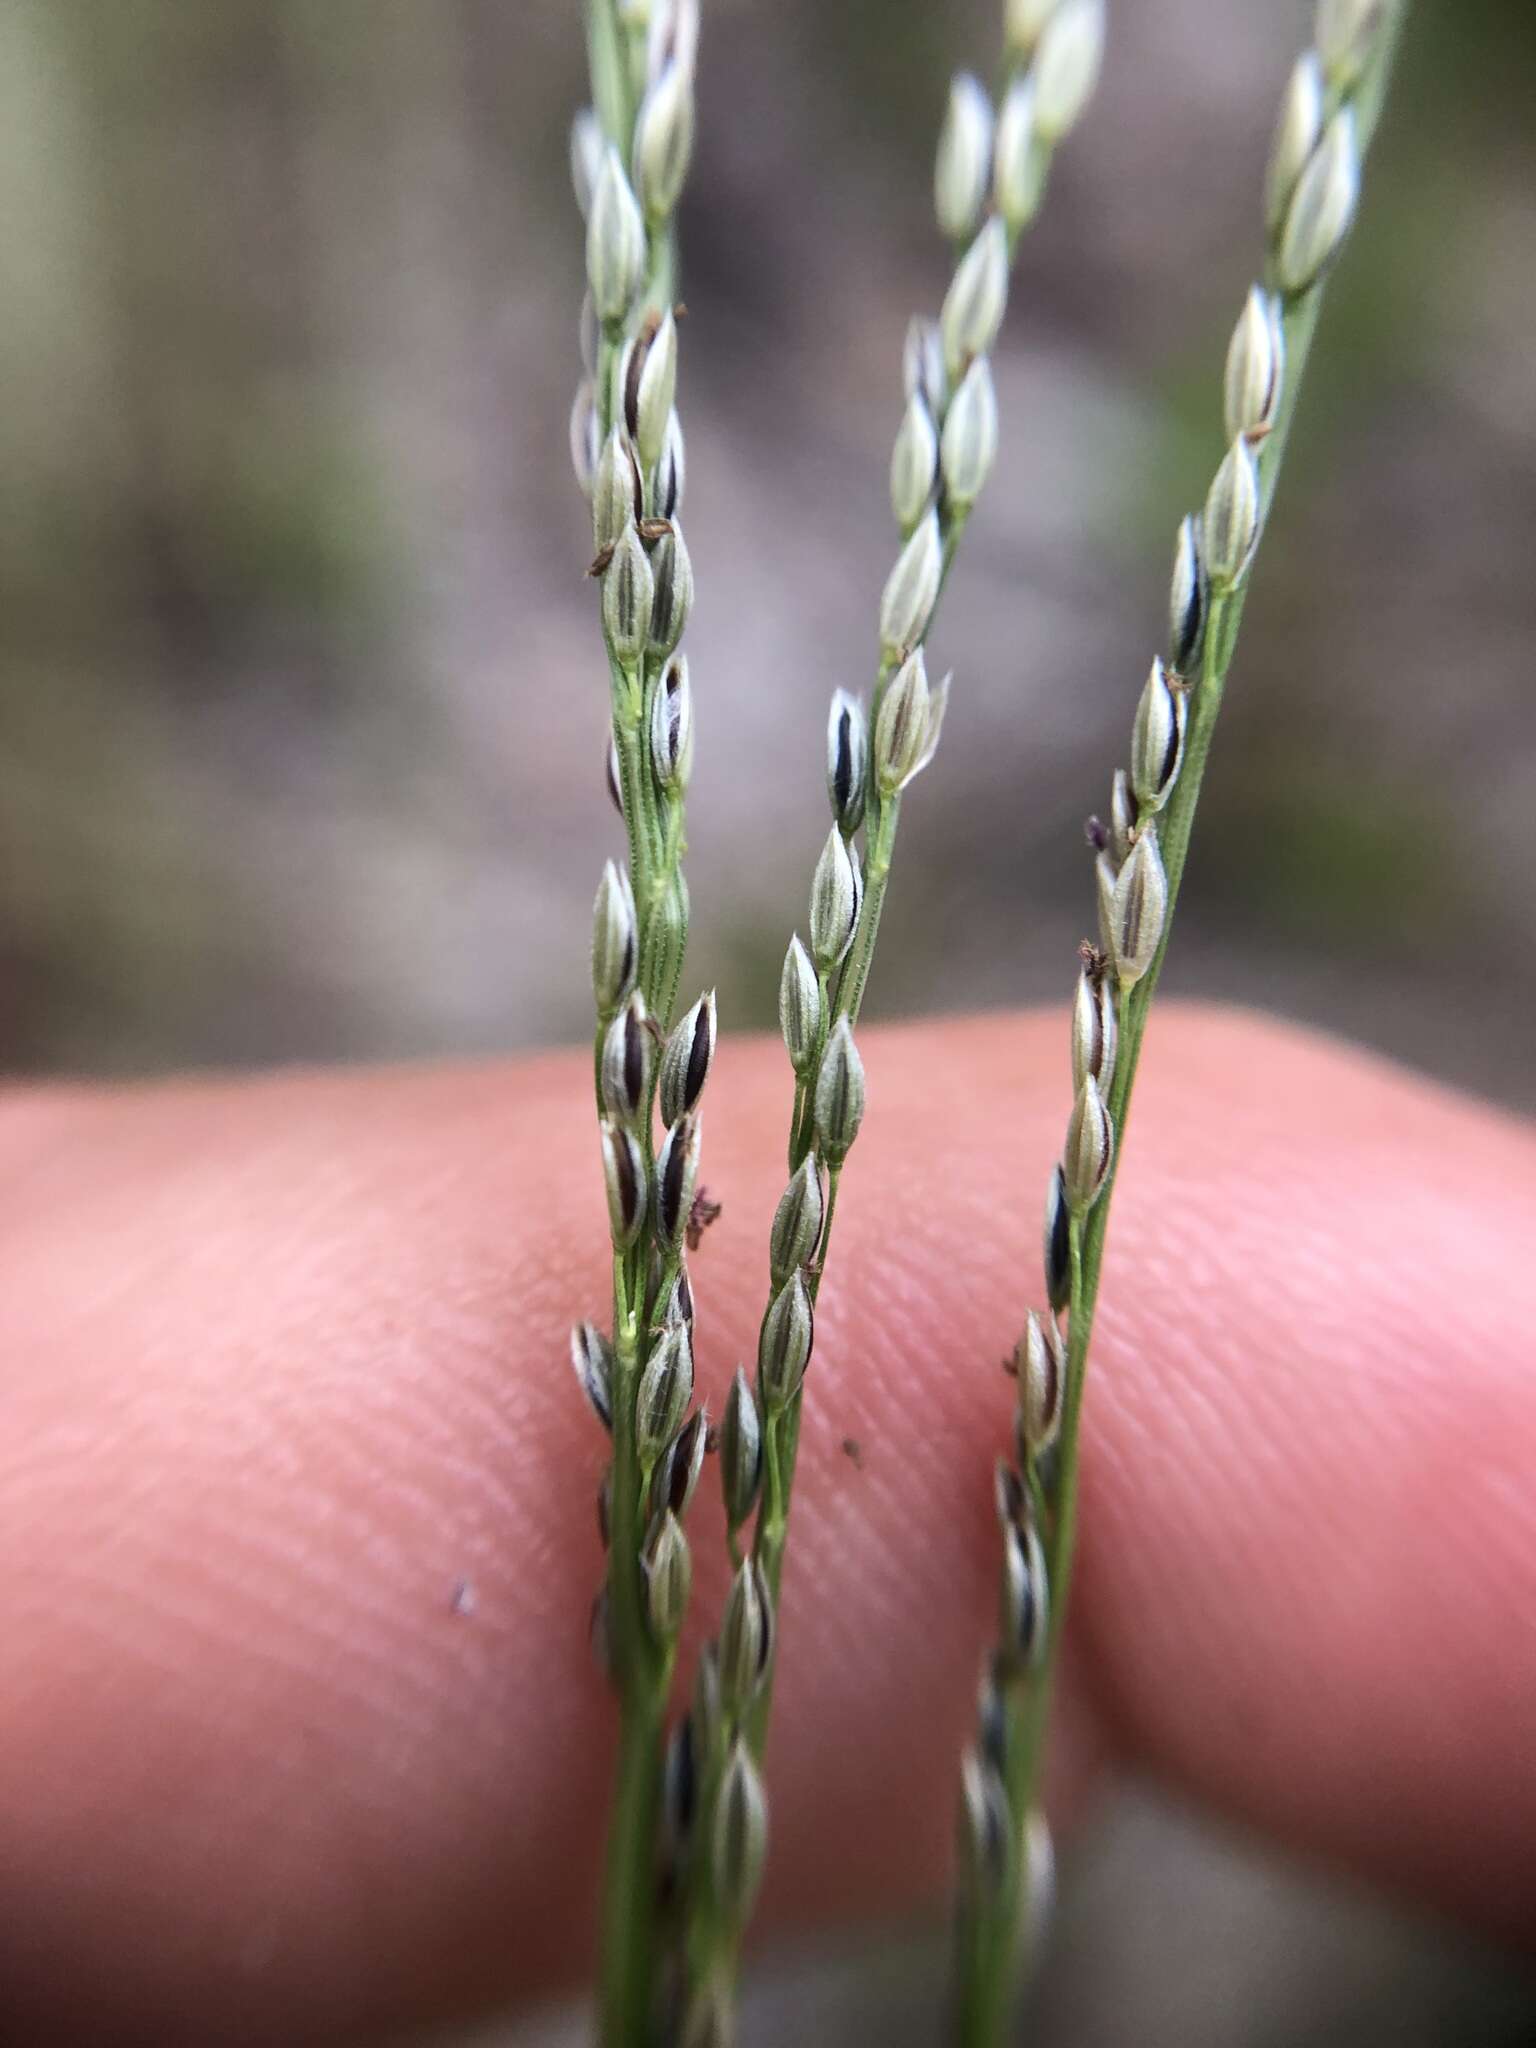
left=450, top=1578, right=477, bottom=1617
left=841, top=1437, right=863, bottom=1470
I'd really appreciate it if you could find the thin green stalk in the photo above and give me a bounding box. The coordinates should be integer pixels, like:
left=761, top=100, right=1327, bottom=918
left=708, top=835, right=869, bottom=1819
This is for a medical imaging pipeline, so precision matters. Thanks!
left=600, top=1261, right=671, bottom=2048
left=956, top=13, right=1409, bottom=2042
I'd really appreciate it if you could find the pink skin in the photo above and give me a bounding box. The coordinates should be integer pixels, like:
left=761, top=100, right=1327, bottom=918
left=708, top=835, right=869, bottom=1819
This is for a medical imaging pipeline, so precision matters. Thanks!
left=1, top=1006, right=1532, bottom=2044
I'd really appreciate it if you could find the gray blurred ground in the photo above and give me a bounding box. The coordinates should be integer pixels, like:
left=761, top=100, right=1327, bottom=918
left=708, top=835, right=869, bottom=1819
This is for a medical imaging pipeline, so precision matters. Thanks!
left=3, top=0, right=1534, bottom=2041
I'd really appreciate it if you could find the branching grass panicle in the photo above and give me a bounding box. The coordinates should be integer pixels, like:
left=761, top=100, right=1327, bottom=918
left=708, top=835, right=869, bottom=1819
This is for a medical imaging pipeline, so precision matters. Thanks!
left=952, top=6, right=1409, bottom=2042
left=559, top=5, right=1409, bottom=2045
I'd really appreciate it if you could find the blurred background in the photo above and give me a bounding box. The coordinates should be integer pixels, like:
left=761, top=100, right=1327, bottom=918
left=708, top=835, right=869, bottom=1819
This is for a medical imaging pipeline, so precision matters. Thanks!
left=4, top=0, right=1533, bottom=2040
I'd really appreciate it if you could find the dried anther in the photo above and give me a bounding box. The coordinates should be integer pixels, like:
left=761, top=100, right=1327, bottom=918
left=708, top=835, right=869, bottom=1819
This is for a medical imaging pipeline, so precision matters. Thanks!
left=685, top=1187, right=722, bottom=1252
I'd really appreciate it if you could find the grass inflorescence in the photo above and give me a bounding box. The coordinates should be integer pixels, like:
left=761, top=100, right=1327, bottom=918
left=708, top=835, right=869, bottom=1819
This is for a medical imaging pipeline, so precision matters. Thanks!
left=952, top=7, right=1409, bottom=2042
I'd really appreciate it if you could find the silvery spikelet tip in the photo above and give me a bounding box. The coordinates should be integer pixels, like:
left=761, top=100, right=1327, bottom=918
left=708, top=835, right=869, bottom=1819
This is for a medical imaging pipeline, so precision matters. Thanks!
left=1023, top=1810, right=1058, bottom=1959
left=586, top=148, right=646, bottom=325
left=1315, top=0, right=1390, bottom=91
left=758, top=1269, right=815, bottom=1412
left=654, top=1406, right=709, bottom=1521
left=779, top=935, right=822, bottom=1076
left=993, top=73, right=1045, bottom=231
left=1032, top=0, right=1107, bottom=145
left=655, top=409, right=686, bottom=522
left=902, top=316, right=948, bottom=417
left=603, top=522, right=655, bottom=667
left=769, top=1155, right=826, bottom=1285
left=1001, top=1517, right=1050, bottom=1670
left=940, top=355, right=999, bottom=510
left=636, top=1321, right=694, bottom=1465
left=940, top=217, right=1010, bottom=385
left=651, top=653, right=694, bottom=795
left=600, top=1118, right=648, bottom=1252
left=874, top=649, right=933, bottom=797
left=1110, top=829, right=1169, bottom=990
left=1277, top=108, right=1361, bottom=297
left=579, top=291, right=599, bottom=379
left=1003, top=0, right=1058, bottom=59
left=1130, top=656, right=1187, bottom=814
left=592, top=429, right=644, bottom=555
left=826, top=689, right=869, bottom=837
left=606, top=733, right=625, bottom=819
left=712, top=1742, right=769, bottom=1925
left=911, top=669, right=952, bottom=786
left=570, top=108, right=605, bottom=220
left=959, top=1750, right=1012, bottom=1901
left=890, top=393, right=940, bottom=537
left=1202, top=436, right=1262, bottom=591
left=814, top=1017, right=866, bottom=1166
left=659, top=989, right=716, bottom=1127
left=935, top=72, right=995, bottom=244
left=625, top=309, right=679, bottom=473
left=569, top=379, right=598, bottom=497
left=601, top=990, right=653, bottom=1125
left=1265, top=50, right=1326, bottom=240
left=634, top=59, right=696, bottom=223
left=1223, top=286, right=1286, bottom=447
left=644, top=1511, right=693, bottom=1641
left=592, top=860, right=638, bottom=1015
left=1094, top=847, right=1119, bottom=959
left=647, top=523, right=693, bottom=660
left=1109, top=768, right=1139, bottom=868
left=654, top=1112, right=703, bottom=1255
left=1018, top=1308, right=1065, bottom=1456
left=647, top=0, right=700, bottom=89
left=570, top=1321, right=615, bottom=1433
left=1167, top=513, right=1208, bottom=678
left=719, top=1558, right=774, bottom=1709
left=809, top=825, right=862, bottom=974
left=1070, top=960, right=1118, bottom=1095
left=1043, top=1162, right=1072, bottom=1313
left=720, top=1366, right=764, bottom=1530
left=1063, top=1075, right=1115, bottom=1215
left=879, top=508, right=944, bottom=661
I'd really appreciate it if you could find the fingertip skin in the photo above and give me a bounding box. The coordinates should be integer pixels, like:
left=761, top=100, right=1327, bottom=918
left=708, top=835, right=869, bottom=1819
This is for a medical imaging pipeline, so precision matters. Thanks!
left=0, top=1009, right=1532, bottom=2042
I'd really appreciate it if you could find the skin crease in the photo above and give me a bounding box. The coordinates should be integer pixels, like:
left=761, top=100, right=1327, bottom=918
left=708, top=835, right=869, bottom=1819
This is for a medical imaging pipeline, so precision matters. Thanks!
left=0, top=1006, right=1533, bottom=2045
